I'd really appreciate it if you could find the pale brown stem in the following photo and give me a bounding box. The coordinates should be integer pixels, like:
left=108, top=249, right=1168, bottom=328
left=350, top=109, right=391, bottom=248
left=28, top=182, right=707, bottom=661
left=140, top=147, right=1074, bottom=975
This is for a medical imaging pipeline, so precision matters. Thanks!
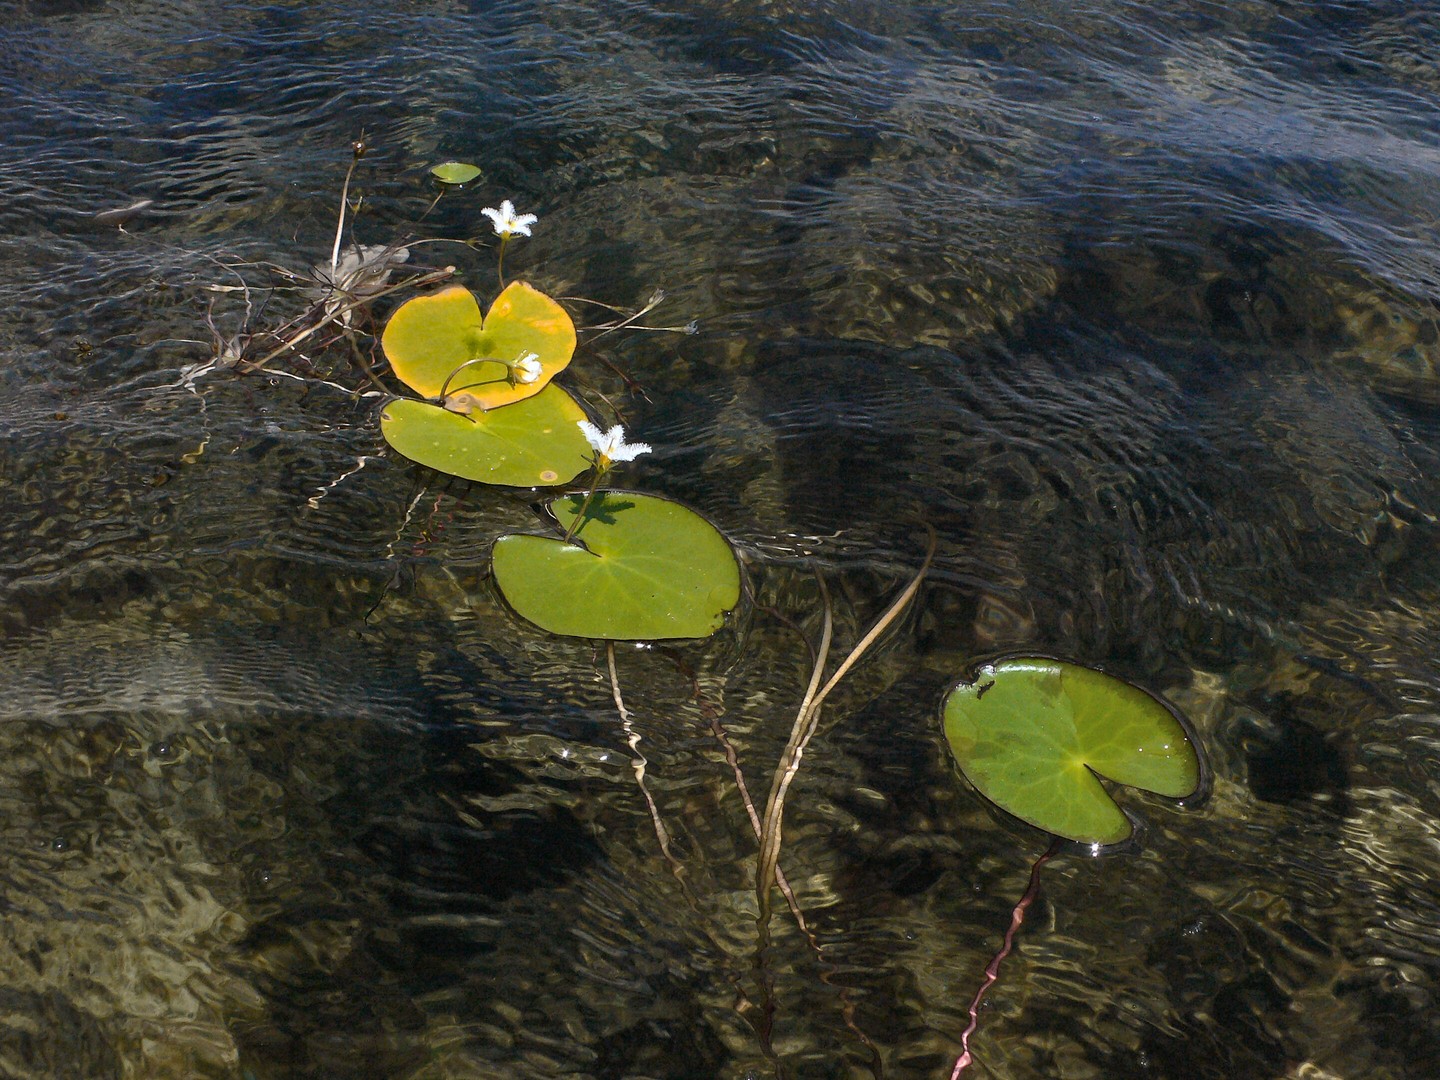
left=755, top=531, right=935, bottom=923
left=755, top=575, right=834, bottom=923
left=329, top=152, right=361, bottom=276
left=608, top=642, right=685, bottom=883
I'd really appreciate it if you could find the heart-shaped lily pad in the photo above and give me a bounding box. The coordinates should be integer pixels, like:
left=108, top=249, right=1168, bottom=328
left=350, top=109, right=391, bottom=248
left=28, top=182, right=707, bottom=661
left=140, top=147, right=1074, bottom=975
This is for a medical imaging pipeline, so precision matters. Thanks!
left=942, top=657, right=1202, bottom=845
left=492, top=491, right=741, bottom=640
left=380, top=385, right=590, bottom=487
left=381, top=282, right=576, bottom=411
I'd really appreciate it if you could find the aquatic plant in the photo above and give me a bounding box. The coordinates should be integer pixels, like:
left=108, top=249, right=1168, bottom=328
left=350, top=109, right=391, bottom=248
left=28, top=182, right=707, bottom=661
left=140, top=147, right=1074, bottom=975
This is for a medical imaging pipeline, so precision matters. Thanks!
left=378, top=389, right=592, bottom=488
left=494, top=490, right=740, bottom=641
left=430, top=161, right=482, bottom=186
left=381, top=281, right=576, bottom=410
left=481, top=197, right=536, bottom=287
left=942, top=655, right=1204, bottom=846
left=940, top=656, right=1206, bottom=1076
left=181, top=144, right=1213, bottom=1080
left=560, top=421, right=651, bottom=541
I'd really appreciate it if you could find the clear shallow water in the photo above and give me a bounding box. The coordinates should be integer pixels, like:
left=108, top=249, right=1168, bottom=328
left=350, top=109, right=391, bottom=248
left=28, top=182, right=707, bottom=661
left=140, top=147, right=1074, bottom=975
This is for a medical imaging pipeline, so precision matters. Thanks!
left=4, top=0, right=1440, bottom=1076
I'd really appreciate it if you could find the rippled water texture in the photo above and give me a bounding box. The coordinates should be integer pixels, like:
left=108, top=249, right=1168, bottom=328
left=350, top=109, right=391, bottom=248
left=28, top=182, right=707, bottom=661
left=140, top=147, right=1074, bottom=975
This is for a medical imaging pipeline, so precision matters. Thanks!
left=4, top=1, right=1440, bottom=1076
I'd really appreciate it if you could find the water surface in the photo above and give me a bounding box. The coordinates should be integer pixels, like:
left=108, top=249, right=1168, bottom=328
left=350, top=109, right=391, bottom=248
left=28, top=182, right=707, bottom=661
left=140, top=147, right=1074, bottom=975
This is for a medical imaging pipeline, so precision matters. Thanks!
left=4, top=1, right=1440, bottom=1077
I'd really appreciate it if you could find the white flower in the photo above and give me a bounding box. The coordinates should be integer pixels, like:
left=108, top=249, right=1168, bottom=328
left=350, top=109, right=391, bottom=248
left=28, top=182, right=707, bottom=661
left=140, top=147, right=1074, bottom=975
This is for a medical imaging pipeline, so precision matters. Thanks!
left=578, top=420, right=651, bottom=466
left=481, top=199, right=537, bottom=238
left=511, top=352, right=543, bottom=385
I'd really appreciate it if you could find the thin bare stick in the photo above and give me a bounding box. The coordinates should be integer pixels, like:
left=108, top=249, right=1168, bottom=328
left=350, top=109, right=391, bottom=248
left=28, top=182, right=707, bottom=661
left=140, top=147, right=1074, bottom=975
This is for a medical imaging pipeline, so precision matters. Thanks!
left=260, top=365, right=386, bottom=398
left=557, top=294, right=633, bottom=313
left=583, top=322, right=697, bottom=337
left=385, top=487, right=428, bottom=561
left=330, top=138, right=366, bottom=276
left=585, top=289, right=667, bottom=344
left=560, top=291, right=694, bottom=335
left=710, top=709, right=809, bottom=932
left=242, top=266, right=455, bottom=372
left=600, top=651, right=776, bottom=1055
left=308, top=454, right=382, bottom=511
left=714, top=687, right=884, bottom=1080
left=658, top=649, right=812, bottom=932
left=585, top=350, right=653, bottom=402
left=345, top=331, right=391, bottom=395
left=416, top=187, right=446, bottom=224
left=608, top=642, right=687, bottom=884
left=251, top=250, right=430, bottom=365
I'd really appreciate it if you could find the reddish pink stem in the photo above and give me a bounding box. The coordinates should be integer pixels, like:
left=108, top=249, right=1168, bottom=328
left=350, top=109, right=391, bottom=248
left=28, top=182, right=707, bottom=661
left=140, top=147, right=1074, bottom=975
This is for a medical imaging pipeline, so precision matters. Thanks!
left=950, top=840, right=1060, bottom=1078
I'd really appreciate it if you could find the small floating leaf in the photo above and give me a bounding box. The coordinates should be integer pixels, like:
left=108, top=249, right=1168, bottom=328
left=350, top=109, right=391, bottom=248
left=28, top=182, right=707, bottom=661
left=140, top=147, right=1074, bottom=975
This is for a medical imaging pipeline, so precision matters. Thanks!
left=942, top=657, right=1201, bottom=845
left=430, top=161, right=482, bottom=185
left=493, top=492, right=741, bottom=641
left=381, top=282, right=576, bottom=411
left=380, top=385, right=590, bottom=487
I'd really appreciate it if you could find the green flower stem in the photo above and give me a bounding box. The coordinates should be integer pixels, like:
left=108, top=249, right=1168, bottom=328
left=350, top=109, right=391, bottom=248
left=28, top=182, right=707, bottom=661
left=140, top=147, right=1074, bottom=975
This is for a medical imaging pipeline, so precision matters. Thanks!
left=496, top=235, right=509, bottom=289
left=560, top=459, right=609, bottom=545
left=438, top=356, right=504, bottom=401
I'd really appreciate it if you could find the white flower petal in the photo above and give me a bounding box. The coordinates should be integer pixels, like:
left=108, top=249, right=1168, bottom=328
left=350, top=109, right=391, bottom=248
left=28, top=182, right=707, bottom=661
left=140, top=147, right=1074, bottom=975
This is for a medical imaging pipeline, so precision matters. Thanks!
left=608, top=441, right=652, bottom=463
left=513, top=354, right=542, bottom=384
left=577, top=420, right=607, bottom=454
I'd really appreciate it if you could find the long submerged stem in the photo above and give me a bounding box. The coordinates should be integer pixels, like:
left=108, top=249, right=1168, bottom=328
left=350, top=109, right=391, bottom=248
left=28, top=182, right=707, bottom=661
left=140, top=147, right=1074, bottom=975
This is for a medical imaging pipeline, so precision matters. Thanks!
left=608, top=642, right=685, bottom=883
left=950, top=840, right=1060, bottom=1078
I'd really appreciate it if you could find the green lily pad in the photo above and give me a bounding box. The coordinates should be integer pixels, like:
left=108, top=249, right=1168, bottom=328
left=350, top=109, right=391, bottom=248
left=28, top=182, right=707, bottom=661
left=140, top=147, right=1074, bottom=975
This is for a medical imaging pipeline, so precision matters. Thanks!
left=492, top=491, right=741, bottom=640
left=430, top=161, right=482, bottom=185
left=380, top=282, right=576, bottom=411
left=942, top=657, right=1202, bottom=845
left=379, top=385, right=590, bottom=487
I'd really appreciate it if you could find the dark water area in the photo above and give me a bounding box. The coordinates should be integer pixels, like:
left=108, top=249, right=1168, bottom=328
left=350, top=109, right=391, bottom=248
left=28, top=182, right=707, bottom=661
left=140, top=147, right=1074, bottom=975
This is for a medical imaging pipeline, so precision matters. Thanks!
left=4, top=0, right=1440, bottom=1077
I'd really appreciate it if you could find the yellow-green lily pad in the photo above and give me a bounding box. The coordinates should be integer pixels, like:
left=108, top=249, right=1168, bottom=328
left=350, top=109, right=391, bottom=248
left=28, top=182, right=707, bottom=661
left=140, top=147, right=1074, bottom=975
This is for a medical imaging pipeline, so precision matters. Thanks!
left=492, top=491, right=741, bottom=641
left=380, top=282, right=576, bottom=411
left=379, top=385, right=590, bottom=487
left=942, top=657, right=1202, bottom=845
left=430, top=161, right=482, bottom=185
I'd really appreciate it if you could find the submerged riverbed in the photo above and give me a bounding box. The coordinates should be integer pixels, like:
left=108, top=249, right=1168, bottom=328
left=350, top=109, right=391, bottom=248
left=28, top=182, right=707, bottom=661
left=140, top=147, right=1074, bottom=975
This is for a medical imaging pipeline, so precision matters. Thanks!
left=4, top=1, right=1440, bottom=1077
